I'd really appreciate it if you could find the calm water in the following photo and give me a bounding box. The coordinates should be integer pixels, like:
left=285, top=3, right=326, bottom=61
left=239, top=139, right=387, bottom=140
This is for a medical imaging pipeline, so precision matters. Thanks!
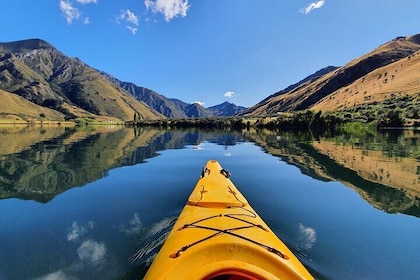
left=0, top=126, right=419, bottom=280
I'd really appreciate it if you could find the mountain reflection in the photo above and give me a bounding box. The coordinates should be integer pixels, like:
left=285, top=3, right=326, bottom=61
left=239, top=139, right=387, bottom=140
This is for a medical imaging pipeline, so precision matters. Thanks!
left=0, top=126, right=160, bottom=201
left=0, top=126, right=244, bottom=202
left=246, top=128, right=420, bottom=217
left=0, top=126, right=418, bottom=217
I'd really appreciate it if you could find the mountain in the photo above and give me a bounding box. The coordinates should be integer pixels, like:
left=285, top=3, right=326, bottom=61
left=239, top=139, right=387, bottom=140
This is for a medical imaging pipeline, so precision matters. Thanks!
left=10, top=34, right=418, bottom=123
left=121, top=82, right=189, bottom=118
left=0, top=39, right=163, bottom=122
left=245, top=66, right=338, bottom=114
left=184, top=102, right=213, bottom=118
left=208, top=101, right=247, bottom=116
left=241, top=34, right=420, bottom=116
left=100, top=72, right=246, bottom=118
left=98, top=71, right=187, bottom=118
left=0, top=88, right=66, bottom=122
left=312, top=35, right=420, bottom=113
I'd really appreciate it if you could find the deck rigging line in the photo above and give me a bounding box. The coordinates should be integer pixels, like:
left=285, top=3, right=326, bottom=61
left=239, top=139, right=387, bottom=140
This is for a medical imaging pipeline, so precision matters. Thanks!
left=170, top=208, right=288, bottom=260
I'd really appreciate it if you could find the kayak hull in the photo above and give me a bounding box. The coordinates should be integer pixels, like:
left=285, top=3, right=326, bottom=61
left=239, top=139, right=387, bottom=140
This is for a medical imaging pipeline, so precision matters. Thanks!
left=144, top=160, right=313, bottom=280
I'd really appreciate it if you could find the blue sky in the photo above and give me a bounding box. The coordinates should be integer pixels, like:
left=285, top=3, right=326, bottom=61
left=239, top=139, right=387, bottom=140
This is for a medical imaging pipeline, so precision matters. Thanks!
left=1, top=0, right=419, bottom=107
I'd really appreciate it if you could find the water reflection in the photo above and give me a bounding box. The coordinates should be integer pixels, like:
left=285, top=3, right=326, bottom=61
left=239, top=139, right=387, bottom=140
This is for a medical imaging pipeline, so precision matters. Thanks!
left=0, top=126, right=418, bottom=216
left=0, top=127, right=244, bottom=202
left=246, top=128, right=420, bottom=217
left=1, top=126, right=419, bottom=280
left=0, top=126, right=163, bottom=202
left=296, top=223, right=317, bottom=250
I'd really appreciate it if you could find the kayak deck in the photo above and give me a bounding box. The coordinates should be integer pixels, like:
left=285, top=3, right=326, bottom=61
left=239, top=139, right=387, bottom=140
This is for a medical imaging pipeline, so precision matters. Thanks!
left=144, top=160, right=314, bottom=280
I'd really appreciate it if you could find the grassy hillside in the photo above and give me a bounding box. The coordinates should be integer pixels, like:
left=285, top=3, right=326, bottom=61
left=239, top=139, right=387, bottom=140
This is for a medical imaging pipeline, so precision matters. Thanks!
left=61, top=70, right=164, bottom=121
left=0, top=89, right=64, bottom=122
left=312, top=49, right=420, bottom=111
left=241, top=34, right=420, bottom=122
left=0, top=39, right=163, bottom=122
left=311, top=48, right=420, bottom=127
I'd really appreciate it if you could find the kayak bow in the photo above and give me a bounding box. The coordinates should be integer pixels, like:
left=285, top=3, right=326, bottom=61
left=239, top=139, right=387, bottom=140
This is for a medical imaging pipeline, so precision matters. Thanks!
left=144, top=160, right=314, bottom=280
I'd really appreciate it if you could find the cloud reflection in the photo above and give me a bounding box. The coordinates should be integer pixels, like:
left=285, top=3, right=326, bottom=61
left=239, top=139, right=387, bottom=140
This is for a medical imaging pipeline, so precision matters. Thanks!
left=35, top=270, right=76, bottom=280
left=297, top=223, right=317, bottom=250
left=77, top=239, right=107, bottom=264
left=67, top=221, right=107, bottom=265
left=223, top=151, right=232, bottom=157
left=119, top=212, right=143, bottom=235
left=192, top=143, right=204, bottom=150
left=36, top=221, right=113, bottom=279
left=67, top=221, right=95, bottom=241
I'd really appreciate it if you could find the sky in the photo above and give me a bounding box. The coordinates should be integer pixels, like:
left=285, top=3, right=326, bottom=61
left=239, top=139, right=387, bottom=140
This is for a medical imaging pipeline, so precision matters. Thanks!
left=1, top=0, right=419, bottom=107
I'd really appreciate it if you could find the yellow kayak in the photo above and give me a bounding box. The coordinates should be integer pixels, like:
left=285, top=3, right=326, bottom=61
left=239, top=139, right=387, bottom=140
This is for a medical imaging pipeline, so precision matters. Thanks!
left=144, top=160, right=314, bottom=280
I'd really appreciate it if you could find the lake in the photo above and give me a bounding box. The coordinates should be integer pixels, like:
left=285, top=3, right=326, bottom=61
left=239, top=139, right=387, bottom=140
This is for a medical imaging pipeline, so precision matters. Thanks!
left=0, top=125, right=419, bottom=280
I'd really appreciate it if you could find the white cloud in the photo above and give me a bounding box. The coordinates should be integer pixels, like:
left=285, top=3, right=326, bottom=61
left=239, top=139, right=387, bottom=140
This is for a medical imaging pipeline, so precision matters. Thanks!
left=77, top=239, right=106, bottom=264
left=60, top=0, right=97, bottom=24
left=126, top=26, right=138, bottom=35
left=76, top=0, right=98, bottom=4
left=60, top=0, right=80, bottom=24
left=144, top=17, right=157, bottom=23
left=300, top=0, right=325, bottom=14
left=116, top=9, right=140, bottom=35
left=126, top=9, right=140, bottom=26
left=144, top=0, right=190, bottom=22
left=193, top=101, right=205, bottom=106
left=116, top=9, right=139, bottom=26
left=224, top=91, right=235, bottom=98
left=297, top=223, right=317, bottom=249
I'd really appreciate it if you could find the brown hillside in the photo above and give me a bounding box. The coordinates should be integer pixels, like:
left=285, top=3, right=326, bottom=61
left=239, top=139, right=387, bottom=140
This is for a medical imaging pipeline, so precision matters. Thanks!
left=0, top=89, right=64, bottom=121
left=243, top=34, right=420, bottom=116
left=312, top=48, right=420, bottom=112
left=0, top=39, right=163, bottom=122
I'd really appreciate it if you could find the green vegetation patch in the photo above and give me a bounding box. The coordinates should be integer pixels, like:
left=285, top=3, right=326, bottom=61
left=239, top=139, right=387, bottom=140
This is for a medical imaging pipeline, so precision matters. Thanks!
left=328, top=94, right=420, bottom=127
